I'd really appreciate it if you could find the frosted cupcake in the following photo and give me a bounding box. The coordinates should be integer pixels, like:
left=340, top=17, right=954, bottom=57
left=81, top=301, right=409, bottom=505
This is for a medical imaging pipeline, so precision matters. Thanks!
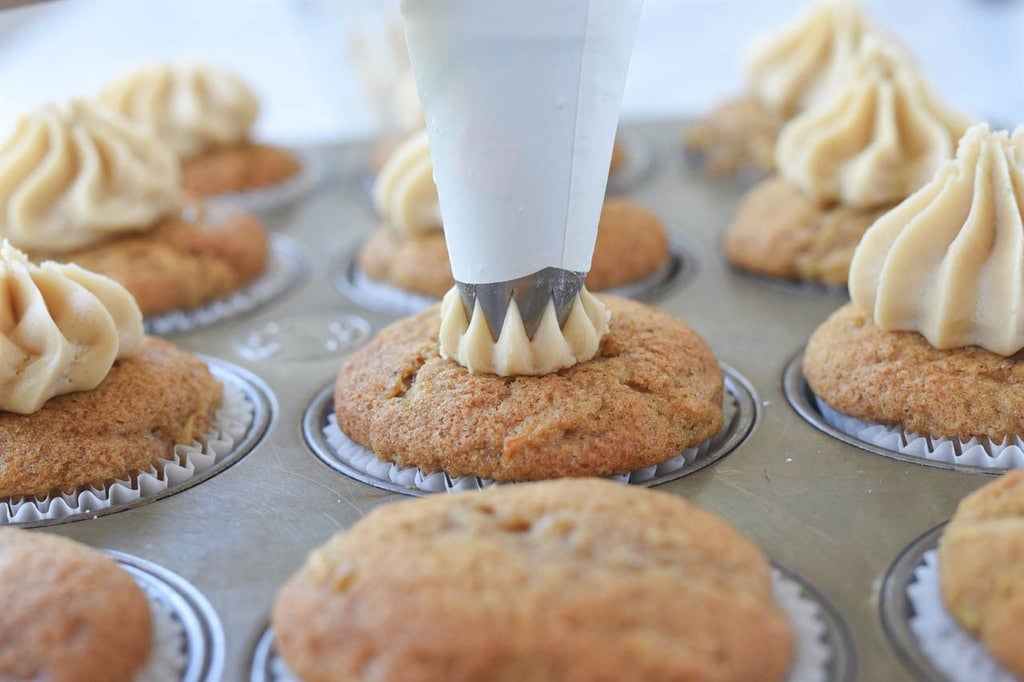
left=725, top=36, right=970, bottom=286
left=684, top=0, right=877, bottom=178
left=357, top=130, right=670, bottom=300
left=99, top=61, right=300, bottom=198
left=0, top=99, right=269, bottom=316
left=804, top=124, right=1024, bottom=467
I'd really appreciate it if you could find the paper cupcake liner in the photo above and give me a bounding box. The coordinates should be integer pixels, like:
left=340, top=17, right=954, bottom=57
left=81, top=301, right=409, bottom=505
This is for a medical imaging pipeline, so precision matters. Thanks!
left=906, top=549, right=1015, bottom=682
left=815, top=396, right=1024, bottom=470
left=204, top=151, right=327, bottom=215
left=323, top=385, right=739, bottom=493
left=1, top=380, right=254, bottom=524
left=135, top=581, right=189, bottom=682
left=145, top=233, right=307, bottom=336
left=257, top=567, right=835, bottom=682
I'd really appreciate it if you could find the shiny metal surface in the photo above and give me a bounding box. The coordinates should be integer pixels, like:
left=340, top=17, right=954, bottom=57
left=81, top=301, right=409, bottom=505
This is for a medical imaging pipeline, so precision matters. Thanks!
left=45, top=122, right=992, bottom=680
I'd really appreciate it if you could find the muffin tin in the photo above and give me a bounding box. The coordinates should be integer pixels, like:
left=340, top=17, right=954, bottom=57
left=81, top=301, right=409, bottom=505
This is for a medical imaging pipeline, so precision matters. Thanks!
left=30, top=121, right=995, bottom=680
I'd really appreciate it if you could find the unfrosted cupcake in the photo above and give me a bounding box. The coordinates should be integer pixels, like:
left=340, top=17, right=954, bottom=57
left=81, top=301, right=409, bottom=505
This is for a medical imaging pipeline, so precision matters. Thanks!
left=725, top=36, right=969, bottom=286
left=357, top=130, right=670, bottom=300
left=684, top=0, right=876, bottom=178
left=99, top=61, right=300, bottom=198
left=273, top=479, right=795, bottom=682
left=0, top=99, right=269, bottom=316
left=804, top=124, right=1024, bottom=466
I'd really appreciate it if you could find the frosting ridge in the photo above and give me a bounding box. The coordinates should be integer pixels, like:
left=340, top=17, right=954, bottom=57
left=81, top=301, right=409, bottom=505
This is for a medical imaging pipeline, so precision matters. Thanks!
left=0, top=99, right=181, bottom=254
left=849, top=124, right=1024, bottom=356
left=373, top=130, right=440, bottom=235
left=776, top=36, right=970, bottom=209
left=0, top=241, right=144, bottom=414
left=100, top=62, right=259, bottom=158
left=438, top=286, right=610, bottom=376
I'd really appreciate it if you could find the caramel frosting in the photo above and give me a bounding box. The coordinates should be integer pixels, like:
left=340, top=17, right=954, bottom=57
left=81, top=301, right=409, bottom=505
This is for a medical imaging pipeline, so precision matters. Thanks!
left=0, top=241, right=144, bottom=414
left=0, top=100, right=181, bottom=255
left=438, top=286, right=610, bottom=376
left=746, top=0, right=873, bottom=117
left=373, top=130, right=440, bottom=235
left=849, top=124, right=1024, bottom=356
left=100, top=62, right=259, bottom=158
left=776, top=37, right=970, bottom=209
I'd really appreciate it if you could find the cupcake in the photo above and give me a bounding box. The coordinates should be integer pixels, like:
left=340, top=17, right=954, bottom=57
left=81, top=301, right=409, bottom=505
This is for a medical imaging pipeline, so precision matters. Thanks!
left=99, top=61, right=301, bottom=198
left=357, top=130, right=670, bottom=300
left=0, top=99, right=269, bottom=316
left=0, top=528, right=153, bottom=682
left=804, top=124, right=1024, bottom=464
left=684, top=0, right=876, bottom=178
left=0, top=242, right=222, bottom=501
left=725, top=36, right=970, bottom=286
left=937, top=471, right=1024, bottom=678
left=273, top=479, right=795, bottom=682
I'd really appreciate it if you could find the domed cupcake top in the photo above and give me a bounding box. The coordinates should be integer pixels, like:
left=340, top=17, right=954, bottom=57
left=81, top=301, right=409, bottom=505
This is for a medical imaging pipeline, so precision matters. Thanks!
left=746, top=0, right=873, bottom=117
left=439, top=286, right=610, bottom=376
left=99, top=62, right=259, bottom=158
left=0, top=241, right=144, bottom=414
left=373, top=130, right=440, bottom=236
left=0, top=99, right=181, bottom=255
left=849, top=124, right=1024, bottom=356
left=776, top=36, right=970, bottom=209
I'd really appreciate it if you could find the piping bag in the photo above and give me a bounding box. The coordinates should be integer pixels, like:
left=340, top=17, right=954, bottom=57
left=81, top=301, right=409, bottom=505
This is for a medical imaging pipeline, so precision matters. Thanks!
left=401, top=0, right=643, bottom=341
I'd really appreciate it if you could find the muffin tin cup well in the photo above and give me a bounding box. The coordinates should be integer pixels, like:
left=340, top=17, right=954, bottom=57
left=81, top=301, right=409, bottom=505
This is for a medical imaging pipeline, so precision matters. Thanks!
left=248, top=561, right=853, bottom=682
left=783, top=351, right=1012, bottom=475
left=303, top=362, right=756, bottom=496
left=112, top=550, right=226, bottom=682
left=880, top=524, right=1015, bottom=682
left=2, top=358, right=275, bottom=527
left=605, top=129, right=657, bottom=194
left=331, top=233, right=698, bottom=317
left=204, top=150, right=327, bottom=216
left=145, top=233, right=309, bottom=336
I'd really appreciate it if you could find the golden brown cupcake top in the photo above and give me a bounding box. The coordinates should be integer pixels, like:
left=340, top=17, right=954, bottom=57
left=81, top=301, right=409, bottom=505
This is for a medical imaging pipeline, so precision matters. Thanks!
left=0, top=241, right=143, bottom=414
left=850, top=123, right=1024, bottom=356
left=0, top=99, right=181, bottom=254
left=373, top=129, right=440, bottom=236
left=100, top=62, right=259, bottom=158
left=746, top=0, right=873, bottom=117
left=776, top=36, right=969, bottom=209
left=438, top=285, right=610, bottom=376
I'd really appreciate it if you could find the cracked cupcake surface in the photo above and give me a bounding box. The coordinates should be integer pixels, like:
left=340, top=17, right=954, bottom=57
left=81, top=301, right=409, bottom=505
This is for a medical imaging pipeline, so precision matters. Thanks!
left=334, top=295, right=722, bottom=481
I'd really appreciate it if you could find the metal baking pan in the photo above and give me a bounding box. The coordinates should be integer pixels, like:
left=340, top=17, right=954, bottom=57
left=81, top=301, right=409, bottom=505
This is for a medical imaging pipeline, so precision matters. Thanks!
left=37, top=121, right=993, bottom=680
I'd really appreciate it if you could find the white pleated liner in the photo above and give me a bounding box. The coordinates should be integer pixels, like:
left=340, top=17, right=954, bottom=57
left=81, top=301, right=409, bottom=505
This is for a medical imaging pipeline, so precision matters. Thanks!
left=906, top=549, right=1015, bottom=682
left=204, top=151, right=326, bottom=215
left=264, top=569, right=832, bottom=682
left=815, top=396, right=1024, bottom=469
left=135, top=580, right=189, bottom=682
left=145, top=234, right=304, bottom=336
left=322, top=387, right=738, bottom=493
left=0, top=381, right=254, bottom=524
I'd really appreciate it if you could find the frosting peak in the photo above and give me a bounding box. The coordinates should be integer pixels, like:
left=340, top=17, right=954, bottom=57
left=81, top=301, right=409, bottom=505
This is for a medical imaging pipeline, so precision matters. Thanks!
left=100, top=62, right=259, bottom=158
left=438, top=287, right=610, bottom=376
left=0, top=99, right=181, bottom=254
left=746, top=0, right=873, bottom=117
left=776, top=36, right=970, bottom=209
left=0, top=241, right=144, bottom=414
left=373, top=130, right=440, bottom=235
left=849, top=124, right=1024, bottom=356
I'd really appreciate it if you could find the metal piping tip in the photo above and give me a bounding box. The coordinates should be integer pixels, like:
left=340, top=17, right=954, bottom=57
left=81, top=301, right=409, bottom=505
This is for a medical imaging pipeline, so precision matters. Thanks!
left=456, top=268, right=586, bottom=342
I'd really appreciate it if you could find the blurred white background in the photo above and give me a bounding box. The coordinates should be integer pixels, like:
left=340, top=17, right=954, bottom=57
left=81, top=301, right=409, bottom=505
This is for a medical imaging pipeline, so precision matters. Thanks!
left=1, top=0, right=1021, bottom=145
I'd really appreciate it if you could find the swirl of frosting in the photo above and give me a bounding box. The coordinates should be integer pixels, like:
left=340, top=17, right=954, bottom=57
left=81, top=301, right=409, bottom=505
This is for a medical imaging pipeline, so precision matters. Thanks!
left=0, top=241, right=144, bottom=414
left=100, top=62, right=259, bottom=158
left=0, top=99, right=181, bottom=255
left=776, top=36, right=970, bottom=209
left=439, top=286, right=610, bottom=376
left=373, top=130, right=441, bottom=235
left=849, top=124, right=1024, bottom=356
left=746, top=0, right=873, bottom=117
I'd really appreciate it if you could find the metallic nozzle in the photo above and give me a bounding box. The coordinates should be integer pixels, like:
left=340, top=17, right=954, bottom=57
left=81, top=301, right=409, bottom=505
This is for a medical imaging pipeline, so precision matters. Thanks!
left=456, top=268, right=586, bottom=342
